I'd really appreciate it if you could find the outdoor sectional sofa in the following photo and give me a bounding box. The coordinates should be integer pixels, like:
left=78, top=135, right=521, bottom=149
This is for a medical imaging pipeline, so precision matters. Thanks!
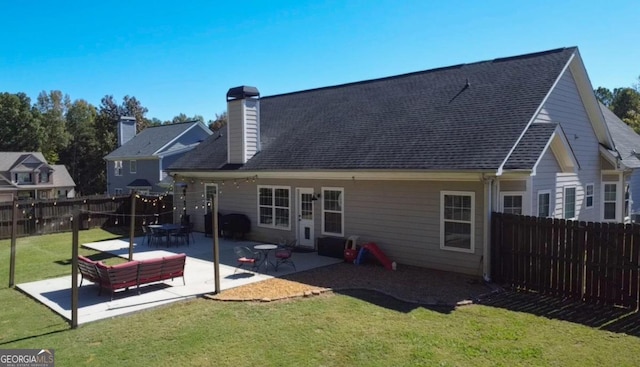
left=77, top=254, right=186, bottom=299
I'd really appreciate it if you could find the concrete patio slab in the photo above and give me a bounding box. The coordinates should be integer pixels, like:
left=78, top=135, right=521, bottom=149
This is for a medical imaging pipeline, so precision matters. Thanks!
left=16, top=232, right=342, bottom=325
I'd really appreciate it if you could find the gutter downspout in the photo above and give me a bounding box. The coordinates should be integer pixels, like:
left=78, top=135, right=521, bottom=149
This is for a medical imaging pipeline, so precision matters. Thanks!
left=483, top=174, right=494, bottom=282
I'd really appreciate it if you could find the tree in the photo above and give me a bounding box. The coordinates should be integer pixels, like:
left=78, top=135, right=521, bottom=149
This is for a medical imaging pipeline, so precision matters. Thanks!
left=594, top=87, right=614, bottom=107
left=0, top=92, right=42, bottom=151
left=594, top=80, right=640, bottom=134
left=60, top=99, right=102, bottom=195
left=171, top=113, right=204, bottom=124
left=34, top=90, right=71, bottom=163
left=208, top=111, right=227, bottom=131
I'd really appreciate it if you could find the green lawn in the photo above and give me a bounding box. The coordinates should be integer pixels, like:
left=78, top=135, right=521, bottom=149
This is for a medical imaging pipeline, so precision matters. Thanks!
left=1, top=229, right=639, bottom=366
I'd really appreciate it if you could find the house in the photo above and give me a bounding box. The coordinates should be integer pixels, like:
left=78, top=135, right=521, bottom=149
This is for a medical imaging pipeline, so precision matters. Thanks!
left=0, top=152, right=76, bottom=201
left=104, top=117, right=213, bottom=196
left=600, top=102, right=640, bottom=221
left=167, top=47, right=640, bottom=279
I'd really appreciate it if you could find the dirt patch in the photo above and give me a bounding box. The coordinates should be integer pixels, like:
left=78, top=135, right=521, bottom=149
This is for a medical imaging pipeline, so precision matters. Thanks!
left=206, top=262, right=495, bottom=305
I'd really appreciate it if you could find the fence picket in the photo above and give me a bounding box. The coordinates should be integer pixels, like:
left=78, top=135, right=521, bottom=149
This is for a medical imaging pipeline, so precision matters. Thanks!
left=491, top=213, right=640, bottom=309
left=0, top=195, right=173, bottom=240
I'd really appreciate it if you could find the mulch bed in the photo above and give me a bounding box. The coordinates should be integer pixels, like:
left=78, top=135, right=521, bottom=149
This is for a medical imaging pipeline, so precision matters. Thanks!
left=206, top=262, right=496, bottom=306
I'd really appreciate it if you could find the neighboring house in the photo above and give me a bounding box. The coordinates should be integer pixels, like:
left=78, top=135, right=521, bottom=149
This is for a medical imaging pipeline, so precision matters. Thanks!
left=104, top=117, right=213, bottom=196
left=167, top=47, right=640, bottom=279
left=600, top=103, right=640, bottom=220
left=0, top=152, right=76, bottom=202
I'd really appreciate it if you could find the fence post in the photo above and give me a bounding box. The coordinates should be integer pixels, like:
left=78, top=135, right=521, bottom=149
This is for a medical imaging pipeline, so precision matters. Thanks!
left=9, top=197, right=18, bottom=288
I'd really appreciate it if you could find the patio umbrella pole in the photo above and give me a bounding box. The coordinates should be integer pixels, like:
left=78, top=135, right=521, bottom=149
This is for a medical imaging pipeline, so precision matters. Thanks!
left=212, top=193, right=220, bottom=294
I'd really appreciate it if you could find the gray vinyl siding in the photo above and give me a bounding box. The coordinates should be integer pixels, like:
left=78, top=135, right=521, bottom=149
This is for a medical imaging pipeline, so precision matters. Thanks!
left=227, top=100, right=244, bottom=164
left=531, top=148, right=562, bottom=217
left=631, top=170, right=640, bottom=215
left=500, top=180, right=526, bottom=191
left=532, top=67, right=601, bottom=222
left=181, top=177, right=485, bottom=276
left=244, top=99, right=259, bottom=159
left=107, top=158, right=159, bottom=195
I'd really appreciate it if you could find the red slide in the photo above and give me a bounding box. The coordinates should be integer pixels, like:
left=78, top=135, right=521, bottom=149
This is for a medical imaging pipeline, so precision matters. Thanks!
left=361, top=243, right=394, bottom=270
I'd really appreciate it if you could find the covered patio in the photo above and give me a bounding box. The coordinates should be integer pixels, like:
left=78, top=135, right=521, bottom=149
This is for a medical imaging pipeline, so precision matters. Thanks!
left=17, top=232, right=342, bottom=325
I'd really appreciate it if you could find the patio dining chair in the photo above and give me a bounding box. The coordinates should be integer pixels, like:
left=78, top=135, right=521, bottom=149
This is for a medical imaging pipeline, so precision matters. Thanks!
left=274, top=239, right=297, bottom=271
left=233, top=246, right=261, bottom=274
left=170, top=224, right=193, bottom=247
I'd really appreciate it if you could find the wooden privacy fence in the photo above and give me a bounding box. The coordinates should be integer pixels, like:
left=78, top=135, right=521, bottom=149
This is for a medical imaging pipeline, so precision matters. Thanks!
left=0, top=194, right=174, bottom=240
left=491, top=212, right=640, bottom=310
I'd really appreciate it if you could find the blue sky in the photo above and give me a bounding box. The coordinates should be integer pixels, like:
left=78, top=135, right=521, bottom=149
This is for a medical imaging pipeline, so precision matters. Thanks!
left=1, top=1, right=638, bottom=122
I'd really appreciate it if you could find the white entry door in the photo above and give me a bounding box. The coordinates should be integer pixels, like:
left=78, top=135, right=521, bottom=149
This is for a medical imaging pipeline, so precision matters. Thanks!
left=297, top=188, right=315, bottom=248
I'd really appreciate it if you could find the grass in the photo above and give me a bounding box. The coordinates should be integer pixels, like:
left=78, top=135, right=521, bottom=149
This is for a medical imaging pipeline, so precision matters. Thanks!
left=1, top=229, right=640, bottom=366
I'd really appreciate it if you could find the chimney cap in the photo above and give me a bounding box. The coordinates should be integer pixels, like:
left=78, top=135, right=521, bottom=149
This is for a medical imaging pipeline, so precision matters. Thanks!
left=227, top=86, right=260, bottom=101
left=119, top=116, right=136, bottom=121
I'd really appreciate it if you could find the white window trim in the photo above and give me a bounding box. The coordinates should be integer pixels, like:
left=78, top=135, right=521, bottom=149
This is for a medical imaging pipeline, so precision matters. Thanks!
left=440, top=190, right=475, bottom=254
left=204, top=183, right=218, bottom=213
left=321, top=187, right=344, bottom=237
left=114, top=160, right=123, bottom=176
left=601, top=182, right=619, bottom=222
left=257, top=185, right=291, bottom=230
left=585, top=183, right=594, bottom=209
left=499, top=191, right=526, bottom=215
left=537, top=190, right=552, bottom=218
left=563, top=186, right=576, bottom=220
left=130, top=160, right=137, bottom=174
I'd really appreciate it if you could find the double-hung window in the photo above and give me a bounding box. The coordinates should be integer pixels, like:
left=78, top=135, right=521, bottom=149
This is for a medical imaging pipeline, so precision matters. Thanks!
left=440, top=191, right=475, bottom=253
left=501, top=193, right=524, bottom=215
left=258, top=186, right=290, bottom=229
left=322, top=188, right=344, bottom=236
left=537, top=190, right=551, bottom=217
left=130, top=160, right=137, bottom=174
left=564, top=187, right=576, bottom=219
left=39, top=171, right=50, bottom=183
left=114, top=161, right=123, bottom=176
left=603, top=183, right=617, bottom=221
left=585, top=183, right=594, bottom=208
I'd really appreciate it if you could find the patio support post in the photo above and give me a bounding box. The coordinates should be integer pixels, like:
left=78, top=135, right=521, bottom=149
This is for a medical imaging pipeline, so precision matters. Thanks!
left=212, top=193, right=220, bottom=294
left=129, top=190, right=136, bottom=261
left=71, top=206, right=79, bottom=329
left=9, top=197, right=18, bottom=287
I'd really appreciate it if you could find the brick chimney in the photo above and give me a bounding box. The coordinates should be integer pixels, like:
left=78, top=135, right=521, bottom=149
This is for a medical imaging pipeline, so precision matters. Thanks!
left=117, top=116, right=136, bottom=147
left=226, top=86, right=260, bottom=164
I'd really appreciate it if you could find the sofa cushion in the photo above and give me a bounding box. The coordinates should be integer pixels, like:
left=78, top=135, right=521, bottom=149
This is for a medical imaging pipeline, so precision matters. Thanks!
left=159, top=253, right=186, bottom=280
left=97, top=261, right=139, bottom=290
left=137, top=258, right=164, bottom=284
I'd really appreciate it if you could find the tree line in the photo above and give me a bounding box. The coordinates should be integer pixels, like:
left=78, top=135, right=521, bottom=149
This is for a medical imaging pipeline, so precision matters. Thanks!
left=0, top=90, right=226, bottom=196
left=595, top=76, right=640, bottom=132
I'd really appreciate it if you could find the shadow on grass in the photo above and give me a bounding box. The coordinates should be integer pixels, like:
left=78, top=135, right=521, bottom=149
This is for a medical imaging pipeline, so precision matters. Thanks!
left=476, top=290, right=640, bottom=337
left=336, top=289, right=456, bottom=314
left=0, top=328, right=69, bottom=347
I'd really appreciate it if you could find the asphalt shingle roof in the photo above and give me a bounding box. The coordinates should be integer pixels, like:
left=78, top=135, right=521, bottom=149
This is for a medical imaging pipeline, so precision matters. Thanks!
left=601, top=102, right=640, bottom=169
left=170, top=47, right=577, bottom=172
left=503, top=123, right=558, bottom=170
left=105, top=121, right=202, bottom=160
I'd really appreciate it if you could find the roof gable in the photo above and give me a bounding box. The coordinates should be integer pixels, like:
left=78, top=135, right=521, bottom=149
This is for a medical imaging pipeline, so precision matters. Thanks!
left=104, top=121, right=211, bottom=160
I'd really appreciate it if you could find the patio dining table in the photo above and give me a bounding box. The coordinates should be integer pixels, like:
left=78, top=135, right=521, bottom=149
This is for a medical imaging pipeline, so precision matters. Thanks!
left=148, top=224, right=182, bottom=247
left=254, top=244, right=278, bottom=272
